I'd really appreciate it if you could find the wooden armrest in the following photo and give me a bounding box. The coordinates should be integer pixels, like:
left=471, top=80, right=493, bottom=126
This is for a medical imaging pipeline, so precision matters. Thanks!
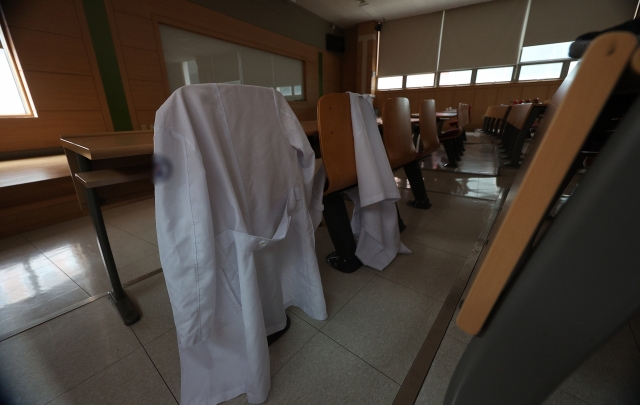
left=75, top=165, right=151, bottom=189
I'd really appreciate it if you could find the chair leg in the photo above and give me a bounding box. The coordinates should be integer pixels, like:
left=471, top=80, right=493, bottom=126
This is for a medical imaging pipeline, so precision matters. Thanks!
left=396, top=203, right=406, bottom=232
left=452, top=138, right=463, bottom=161
left=322, top=192, right=362, bottom=273
left=403, top=160, right=432, bottom=209
left=443, top=140, right=459, bottom=168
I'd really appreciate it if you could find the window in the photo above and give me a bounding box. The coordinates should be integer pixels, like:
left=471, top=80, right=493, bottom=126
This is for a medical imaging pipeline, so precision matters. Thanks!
left=439, top=70, right=472, bottom=86
left=475, top=66, right=514, bottom=84
left=0, top=19, right=32, bottom=116
left=406, top=73, right=435, bottom=88
left=567, top=60, right=579, bottom=75
left=158, top=25, right=304, bottom=101
left=520, top=42, right=572, bottom=63
left=377, top=76, right=403, bottom=90
left=518, top=62, right=563, bottom=81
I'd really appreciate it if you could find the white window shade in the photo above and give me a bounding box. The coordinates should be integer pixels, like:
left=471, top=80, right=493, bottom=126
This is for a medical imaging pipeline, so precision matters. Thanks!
left=438, top=0, right=529, bottom=71
left=378, top=12, right=443, bottom=77
left=523, top=0, right=637, bottom=47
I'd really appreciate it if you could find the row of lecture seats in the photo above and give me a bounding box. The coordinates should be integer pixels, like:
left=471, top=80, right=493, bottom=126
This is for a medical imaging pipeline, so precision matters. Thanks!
left=439, top=103, right=470, bottom=168
left=447, top=32, right=640, bottom=404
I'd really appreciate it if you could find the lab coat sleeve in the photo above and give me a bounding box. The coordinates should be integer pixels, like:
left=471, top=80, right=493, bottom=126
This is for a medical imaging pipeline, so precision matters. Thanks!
left=154, top=127, right=217, bottom=348
left=274, top=91, right=316, bottom=204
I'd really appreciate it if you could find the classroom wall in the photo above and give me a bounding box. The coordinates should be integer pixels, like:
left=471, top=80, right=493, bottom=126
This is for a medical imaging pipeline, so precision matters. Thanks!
left=0, top=0, right=344, bottom=153
left=188, top=0, right=343, bottom=51
left=374, top=80, right=562, bottom=129
left=103, top=0, right=343, bottom=129
left=0, top=0, right=113, bottom=153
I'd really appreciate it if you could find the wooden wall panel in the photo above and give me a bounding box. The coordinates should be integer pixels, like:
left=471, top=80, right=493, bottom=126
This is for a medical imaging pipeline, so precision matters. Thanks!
left=113, top=11, right=157, bottom=51
left=129, top=80, right=167, bottom=111
left=135, top=110, right=157, bottom=129
left=0, top=0, right=113, bottom=152
left=2, top=0, right=82, bottom=38
left=521, top=85, right=549, bottom=101
left=24, top=72, right=102, bottom=111
left=374, top=80, right=563, bottom=128
left=496, top=85, right=523, bottom=106
left=0, top=111, right=107, bottom=150
left=10, top=28, right=92, bottom=75
left=121, top=47, right=164, bottom=82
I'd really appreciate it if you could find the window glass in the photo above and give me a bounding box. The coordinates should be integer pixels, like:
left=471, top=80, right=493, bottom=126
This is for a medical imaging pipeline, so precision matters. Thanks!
left=475, top=66, right=514, bottom=84
left=520, top=42, right=572, bottom=63
left=0, top=48, right=25, bottom=115
left=406, top=73, right=435, bottom=88
left=567, top=60, right=579, bottom=75
left=159, top=24, right=304, bottom=101
left=518, top=62, right=563, bottom=81
left=377, top=76, right=403, bottom=90
left=438, top=70, right=472, bottom=86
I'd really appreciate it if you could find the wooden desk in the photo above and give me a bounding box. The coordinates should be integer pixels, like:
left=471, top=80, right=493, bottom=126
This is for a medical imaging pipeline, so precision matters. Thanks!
left=61, top=130, right=154, bottom=326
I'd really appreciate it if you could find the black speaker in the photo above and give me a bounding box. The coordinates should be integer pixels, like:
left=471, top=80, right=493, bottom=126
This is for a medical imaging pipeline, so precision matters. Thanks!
left=326, top=34, right=345, bottom=53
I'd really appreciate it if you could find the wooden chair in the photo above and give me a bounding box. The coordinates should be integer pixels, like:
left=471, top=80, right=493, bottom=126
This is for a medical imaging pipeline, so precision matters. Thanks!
left=447, top=32, right=640, bottom=404
left=316, top=93, right=362, bottom=273
left=498, top=103, right=547, bottom=167
left=482, top=105, right=510, bottom=135
left=382, top=97, right=432, bottom=209
left=438, top=103, right=468, bottom=168
left=417, top=99, right=441, bottom=157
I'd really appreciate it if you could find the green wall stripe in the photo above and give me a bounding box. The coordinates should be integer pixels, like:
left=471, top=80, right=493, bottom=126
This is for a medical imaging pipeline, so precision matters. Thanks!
left=318, top=51, right=323, bottom=98
left=82, top=0, right=133, bottom=131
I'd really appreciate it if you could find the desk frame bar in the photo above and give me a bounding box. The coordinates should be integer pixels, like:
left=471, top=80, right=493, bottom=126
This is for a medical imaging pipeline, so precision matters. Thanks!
left=76, top=154, right=141, bottom=325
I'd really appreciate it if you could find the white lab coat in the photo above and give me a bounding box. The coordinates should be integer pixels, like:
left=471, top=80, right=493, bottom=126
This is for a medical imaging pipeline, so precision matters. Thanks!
left=347, top=93, right=410, bottom=270
left=154, top=84, right=328, bottom=405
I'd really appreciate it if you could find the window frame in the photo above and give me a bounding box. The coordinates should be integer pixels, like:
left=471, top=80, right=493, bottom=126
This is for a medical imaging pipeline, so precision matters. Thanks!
left=0, top=5, right=35, bottom=118
left=405, top=72, right=436, bottom=89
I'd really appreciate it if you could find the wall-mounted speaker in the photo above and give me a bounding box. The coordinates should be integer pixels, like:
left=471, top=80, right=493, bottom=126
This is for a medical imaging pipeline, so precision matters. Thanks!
left=326, top=34, right=345, bottom=53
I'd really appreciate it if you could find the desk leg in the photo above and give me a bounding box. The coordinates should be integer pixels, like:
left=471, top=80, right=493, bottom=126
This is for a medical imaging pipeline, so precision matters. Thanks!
left=76, top=155, right=141, bottom=326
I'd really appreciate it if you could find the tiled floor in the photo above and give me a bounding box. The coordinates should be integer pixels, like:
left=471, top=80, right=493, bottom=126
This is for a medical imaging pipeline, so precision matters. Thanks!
left=0, top=134, right=638, bottom=404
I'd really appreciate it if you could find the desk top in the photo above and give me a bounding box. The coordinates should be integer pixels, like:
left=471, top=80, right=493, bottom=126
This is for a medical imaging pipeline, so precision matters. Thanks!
left=61, top=131, right=154, bottom=160
left=411, top=111, right=458, bottom=119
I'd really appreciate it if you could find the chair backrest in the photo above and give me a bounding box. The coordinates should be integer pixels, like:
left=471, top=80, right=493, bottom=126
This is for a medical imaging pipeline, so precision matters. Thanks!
left=382, top=97, right=417, bottom=169
left=456, top=32, right=638, bottom=335
left=317, top=93, right=358, bottom=195
left=506, top=103, right=533, bottom=130
left=419, top=99, right=440, bottom=154
left=457, top=103, right=469, bottom=129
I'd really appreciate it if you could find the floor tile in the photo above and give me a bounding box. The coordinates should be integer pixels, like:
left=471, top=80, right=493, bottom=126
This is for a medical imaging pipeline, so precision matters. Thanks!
left=144, top=329, right=181, bottom=401
left=0, top=297, right=140, bottom=405
left=445, top=308, right=473, bottom=345
left=47, top=348, right=177, bottom=405
left=0, top=287, right=89, bottom=336
left=48, top=234, right=158, bottom=296
left=104, top=204, right=157, bottom=246
left=379, top=241, right=466, bottom=302
left=413, top=218, right=481, bottom=258
left=288, top=260, right=375, bottom=329
left=558, top=325, right=640, bottom=405
left=271, top=312, right=318, bottom=376
left=0, top=260, right=89, bottom=334
left=321, top=276, right=442, bottom=383
left=22, top=217, right=129, bottom=255
left=263, top=333, right=399, bottom=404
left=127, top=273, right=175, bottom=345
left=415, top=336, right=467, bottom=405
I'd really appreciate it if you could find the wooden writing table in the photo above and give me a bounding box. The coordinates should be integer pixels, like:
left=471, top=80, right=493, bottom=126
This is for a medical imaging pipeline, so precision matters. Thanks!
left=61, top=130, right=154, bottom=326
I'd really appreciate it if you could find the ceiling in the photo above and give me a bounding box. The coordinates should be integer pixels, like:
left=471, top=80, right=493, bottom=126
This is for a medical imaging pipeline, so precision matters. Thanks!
left=293, top=0, right=494, bottom=29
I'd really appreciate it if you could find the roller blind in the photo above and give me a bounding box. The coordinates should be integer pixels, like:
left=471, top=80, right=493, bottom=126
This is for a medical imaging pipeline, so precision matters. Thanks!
left=378, top=12, right=443, bottom=76
left=439, top=0, right=529, bottom=71
left=523, top=0, right=636, bottom=46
